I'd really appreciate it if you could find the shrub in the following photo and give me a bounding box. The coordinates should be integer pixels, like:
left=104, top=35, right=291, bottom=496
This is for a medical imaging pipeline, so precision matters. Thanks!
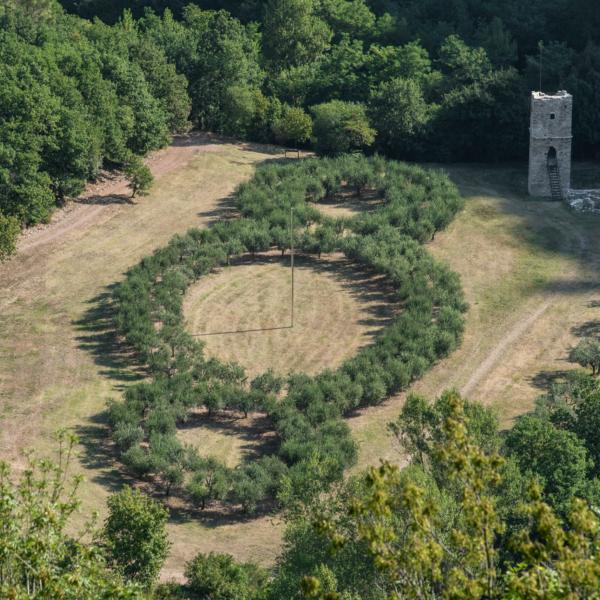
left=273, top=104, right=313, bottom=148
left=125, top=157, right=154, bottom=198
left=0, top=212, right=20, bottom=261
left=103, top=487, right=170, bottom=586
left=311, top=101, right=375, bottom=155
left=184, top=553, right=267, bottom=600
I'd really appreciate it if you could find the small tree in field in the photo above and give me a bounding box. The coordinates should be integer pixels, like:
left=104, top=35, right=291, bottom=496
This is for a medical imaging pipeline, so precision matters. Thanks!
left=103, top=486, right=170, bottom=586
left=125, top=158, right=154, bottom=199
left=569, top=337, right=600, bottom=375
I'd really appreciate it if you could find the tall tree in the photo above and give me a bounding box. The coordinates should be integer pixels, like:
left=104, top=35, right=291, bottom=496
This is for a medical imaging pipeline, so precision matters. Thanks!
left=262, top=0, right=332, bottom=72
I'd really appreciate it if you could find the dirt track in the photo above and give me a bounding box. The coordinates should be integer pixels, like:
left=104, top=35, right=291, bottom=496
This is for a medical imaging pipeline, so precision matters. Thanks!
left=460, top=300, right=553, bottom=397
left=17, top=133, right=219, bottom=254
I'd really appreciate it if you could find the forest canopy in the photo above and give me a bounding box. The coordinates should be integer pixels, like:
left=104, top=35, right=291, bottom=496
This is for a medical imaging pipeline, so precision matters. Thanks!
left=2, top=0, right=600, bottom=257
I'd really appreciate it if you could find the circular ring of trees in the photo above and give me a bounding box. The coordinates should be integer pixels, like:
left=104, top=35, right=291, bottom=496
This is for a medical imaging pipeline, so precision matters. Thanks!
left=109, top=154, right=467, bottom=514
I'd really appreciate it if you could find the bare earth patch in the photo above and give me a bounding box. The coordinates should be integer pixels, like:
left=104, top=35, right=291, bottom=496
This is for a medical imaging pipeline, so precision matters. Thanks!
left=183, top=252, right=395, bottom=378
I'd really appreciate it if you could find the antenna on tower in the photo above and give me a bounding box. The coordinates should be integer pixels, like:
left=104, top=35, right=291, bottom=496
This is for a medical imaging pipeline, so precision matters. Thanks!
left=538, top=40, right=544, bottom=92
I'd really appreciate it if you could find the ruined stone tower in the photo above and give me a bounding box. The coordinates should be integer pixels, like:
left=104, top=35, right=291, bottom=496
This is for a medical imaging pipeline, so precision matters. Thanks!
left=528, top=90, right=572, bottom=199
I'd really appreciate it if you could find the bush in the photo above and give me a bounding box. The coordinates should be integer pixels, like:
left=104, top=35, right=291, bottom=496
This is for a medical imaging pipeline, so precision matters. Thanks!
left=103, top=487, right=170, bottom=586
left=0, top=212, right=20, bottom=261
left=311, top=101, right=375, bottom=155
left=125, top=158, right=154, bottom=198
left=184, top=553, right=267, bottom=600
left=273, top=104, right=313, bottom=148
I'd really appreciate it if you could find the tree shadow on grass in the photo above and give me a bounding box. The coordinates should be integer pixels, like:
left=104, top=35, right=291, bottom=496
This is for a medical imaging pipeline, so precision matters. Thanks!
left=72, top=288, right=148, bottom=495
left=73, top=285, right=147, bottom=391
left=74, top=412, right=135, bottom=494
left=197, top=192, right=239, bottom=223
left=571, top=318, right=600, bottom=338
left=529, top=369, right=576, bottom=391
left=77, top=194, right=135, bottom=206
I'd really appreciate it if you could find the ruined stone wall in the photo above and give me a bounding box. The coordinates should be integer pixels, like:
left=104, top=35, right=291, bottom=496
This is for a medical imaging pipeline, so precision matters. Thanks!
left=528, top=91, right=573, bottom=197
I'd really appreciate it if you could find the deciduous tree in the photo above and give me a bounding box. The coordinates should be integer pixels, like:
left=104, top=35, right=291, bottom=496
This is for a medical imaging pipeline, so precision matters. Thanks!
left=103, top=486, right=170, bottom=586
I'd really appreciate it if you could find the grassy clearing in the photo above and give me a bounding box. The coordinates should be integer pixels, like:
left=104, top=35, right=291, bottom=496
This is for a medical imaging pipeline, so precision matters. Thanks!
left=2, top=151, right=600, bottom=578
left=348, top=163, right=600, bottom=470
left=183, top=253, right=394, bottom=378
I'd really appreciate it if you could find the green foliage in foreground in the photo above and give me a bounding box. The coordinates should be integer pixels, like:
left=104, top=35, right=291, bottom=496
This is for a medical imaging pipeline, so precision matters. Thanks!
left=109, top=155, right=466, bottom=514
left=287, top=389, right=600, bottom=599
left=6, top=379, right=600, bottom=598
left=0, top=432, right=143, bottom=599
left=104, top=487, right=170, bottom=586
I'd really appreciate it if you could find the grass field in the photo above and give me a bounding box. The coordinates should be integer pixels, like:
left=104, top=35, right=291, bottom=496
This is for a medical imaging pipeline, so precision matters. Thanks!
left=183, top=253, right=395, bottom=377
left=1, top=141, right=600, bottom=579
left=349, top=163, right=600, bottom=469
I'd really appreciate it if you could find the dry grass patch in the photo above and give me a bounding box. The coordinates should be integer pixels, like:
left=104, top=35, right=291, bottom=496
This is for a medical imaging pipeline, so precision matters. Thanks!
left=349, top=163, right=600, bottom=471
left=315, top=193, right=384, bottom=219
left=183, top=252, right=395, bottom=377
left=177, top=410, right=276, bottom=469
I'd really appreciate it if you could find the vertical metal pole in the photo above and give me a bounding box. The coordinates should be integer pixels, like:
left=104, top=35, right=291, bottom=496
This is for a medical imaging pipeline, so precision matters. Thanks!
left=290, top=205, right=294, bottom=328
left=539, top=41, right=543, bottom=92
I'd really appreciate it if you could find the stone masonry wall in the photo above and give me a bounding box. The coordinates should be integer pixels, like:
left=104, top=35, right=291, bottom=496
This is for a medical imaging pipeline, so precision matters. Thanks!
left=567, top=190, right=600, bottom=214
left=528, top=91, right=573, bottom=198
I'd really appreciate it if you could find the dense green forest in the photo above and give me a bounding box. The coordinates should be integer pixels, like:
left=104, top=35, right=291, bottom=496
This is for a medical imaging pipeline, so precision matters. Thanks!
left=2, top=0, right=600, bottom=257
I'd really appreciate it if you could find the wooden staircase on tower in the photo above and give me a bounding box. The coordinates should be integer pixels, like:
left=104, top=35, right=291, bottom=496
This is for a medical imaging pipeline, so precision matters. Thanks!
left=547, top=163, right=563, bottom=200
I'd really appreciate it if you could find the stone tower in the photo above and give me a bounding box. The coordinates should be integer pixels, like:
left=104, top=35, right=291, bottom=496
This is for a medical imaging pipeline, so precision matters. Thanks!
left=528, top=90, right=572, bottom=199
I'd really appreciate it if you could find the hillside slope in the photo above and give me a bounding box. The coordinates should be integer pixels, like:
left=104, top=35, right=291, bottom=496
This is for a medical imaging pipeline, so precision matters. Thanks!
left=1, top=147, right=599, bottom=578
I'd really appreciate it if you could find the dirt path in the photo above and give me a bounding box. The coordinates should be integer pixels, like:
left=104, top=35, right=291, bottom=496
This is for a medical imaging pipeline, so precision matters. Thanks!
left=461, top=299, right=552, bottom=397
left=459, top=207, right=594, bottom=400
left=16, top=133, right=219, bottom=254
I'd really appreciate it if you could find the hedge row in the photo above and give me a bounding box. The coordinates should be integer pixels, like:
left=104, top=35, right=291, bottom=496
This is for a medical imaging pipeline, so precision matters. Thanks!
left=108, top=155, right=466, bottom=513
